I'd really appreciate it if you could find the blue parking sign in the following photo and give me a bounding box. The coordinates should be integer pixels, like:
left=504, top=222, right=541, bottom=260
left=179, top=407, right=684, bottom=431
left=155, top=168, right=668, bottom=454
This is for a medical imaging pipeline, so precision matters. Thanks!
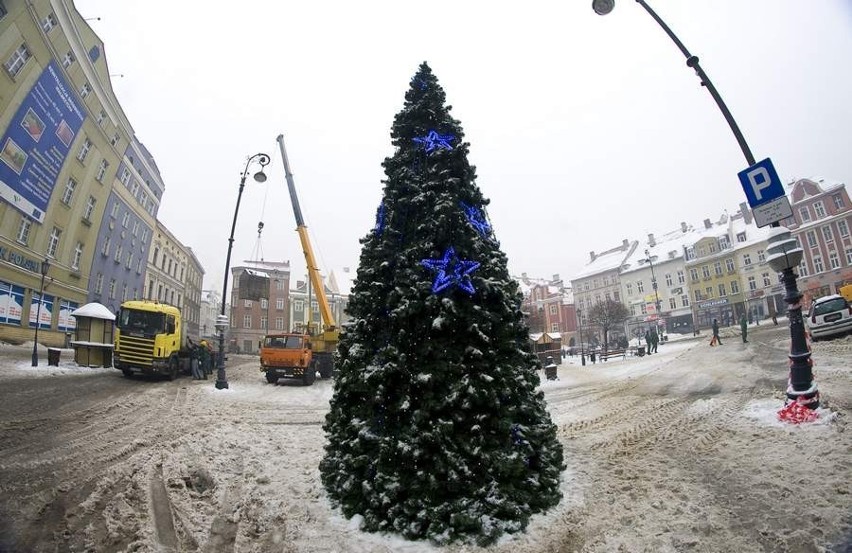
left=739, top=158, right=784, bottom=208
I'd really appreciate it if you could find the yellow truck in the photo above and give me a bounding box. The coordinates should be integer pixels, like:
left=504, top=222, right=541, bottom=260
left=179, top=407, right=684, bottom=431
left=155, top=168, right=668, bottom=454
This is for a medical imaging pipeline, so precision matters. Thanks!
left=259, top=332, right=316, bottom=385
left=114, top=300, right=189, bottom=380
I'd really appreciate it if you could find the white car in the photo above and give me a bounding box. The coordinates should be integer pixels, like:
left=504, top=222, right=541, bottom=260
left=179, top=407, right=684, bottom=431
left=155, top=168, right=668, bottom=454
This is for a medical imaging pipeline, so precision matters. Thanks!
left=806, top=294, right=852, bottom=341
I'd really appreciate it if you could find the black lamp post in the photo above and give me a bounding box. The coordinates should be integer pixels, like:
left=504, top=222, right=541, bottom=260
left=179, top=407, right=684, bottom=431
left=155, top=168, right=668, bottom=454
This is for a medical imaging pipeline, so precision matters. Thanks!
left=592, top=0, right=817, bottom=408
left=31, top=258, right=50, bottom=366
left=577, top=308, right=585, bottom=366
left=640, top=249, right=662, bottom=333
left=215, top=153, right=270, bottom=390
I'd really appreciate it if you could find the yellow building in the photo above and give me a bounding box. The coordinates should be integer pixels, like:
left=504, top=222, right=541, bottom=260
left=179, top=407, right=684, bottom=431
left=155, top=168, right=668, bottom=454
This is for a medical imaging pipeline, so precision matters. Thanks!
left=0, top=1, right=123, bottom=345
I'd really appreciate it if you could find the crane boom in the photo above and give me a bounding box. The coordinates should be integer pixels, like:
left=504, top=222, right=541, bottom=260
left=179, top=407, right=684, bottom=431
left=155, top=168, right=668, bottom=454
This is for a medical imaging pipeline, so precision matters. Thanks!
left=276, top=134, right=336, bottom=331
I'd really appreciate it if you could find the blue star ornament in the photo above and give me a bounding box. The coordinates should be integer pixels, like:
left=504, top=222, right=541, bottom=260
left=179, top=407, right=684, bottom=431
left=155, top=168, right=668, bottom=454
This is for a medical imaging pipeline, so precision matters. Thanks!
left=460, top=201, right=491, bottom=237
left=412, top=130, right=455, bottom=153
left=421, top=246, right=480, bottom=295
left=374, top=202, right=386, bottom=235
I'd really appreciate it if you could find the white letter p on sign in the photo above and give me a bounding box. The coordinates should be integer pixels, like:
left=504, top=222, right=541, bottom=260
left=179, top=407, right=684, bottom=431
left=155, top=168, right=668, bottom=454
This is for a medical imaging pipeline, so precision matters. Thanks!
left=748, top=167, right=772, bottom=201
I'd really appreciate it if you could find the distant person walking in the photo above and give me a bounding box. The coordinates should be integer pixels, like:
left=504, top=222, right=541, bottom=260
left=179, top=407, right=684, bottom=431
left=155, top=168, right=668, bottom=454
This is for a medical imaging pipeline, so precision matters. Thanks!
left=740, top=314, right=749, bottom=343
left=710, top=318, right=723, bottom=346
left=644, top=330, right=652, bottom=355
left=650, top=327, right=659, bottom=353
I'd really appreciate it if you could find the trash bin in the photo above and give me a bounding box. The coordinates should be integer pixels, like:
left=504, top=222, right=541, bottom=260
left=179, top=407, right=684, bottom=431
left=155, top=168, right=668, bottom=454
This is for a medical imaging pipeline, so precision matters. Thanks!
left=637, top=345, right=646, bottom=357
left=47, top=347, right=61, bottom=366
left=544, top=355, right=557, bottom=381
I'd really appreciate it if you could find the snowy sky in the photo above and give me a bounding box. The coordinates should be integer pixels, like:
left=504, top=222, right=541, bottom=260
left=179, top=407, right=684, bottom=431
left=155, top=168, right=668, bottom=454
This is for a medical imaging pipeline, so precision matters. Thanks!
left=73, top=0, right=852, bottom=290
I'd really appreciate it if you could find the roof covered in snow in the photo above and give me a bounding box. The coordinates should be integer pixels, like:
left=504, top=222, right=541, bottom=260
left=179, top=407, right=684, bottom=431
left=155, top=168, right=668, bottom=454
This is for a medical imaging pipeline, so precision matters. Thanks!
left=71, top=303, right=116, bottom=321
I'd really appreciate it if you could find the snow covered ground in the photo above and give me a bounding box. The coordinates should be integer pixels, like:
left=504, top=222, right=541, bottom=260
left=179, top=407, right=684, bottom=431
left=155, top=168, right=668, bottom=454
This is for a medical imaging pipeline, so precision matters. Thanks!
left=0, top=324, right=850, bottom=552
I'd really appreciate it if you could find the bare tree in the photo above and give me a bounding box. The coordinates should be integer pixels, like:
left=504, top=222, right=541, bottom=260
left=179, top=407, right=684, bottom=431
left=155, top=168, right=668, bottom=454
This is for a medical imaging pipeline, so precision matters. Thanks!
left=587, top=299, right=630, bottom=351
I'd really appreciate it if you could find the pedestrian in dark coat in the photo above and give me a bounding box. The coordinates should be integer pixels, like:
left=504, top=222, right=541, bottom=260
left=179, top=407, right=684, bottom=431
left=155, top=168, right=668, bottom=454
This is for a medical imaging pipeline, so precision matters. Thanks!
left=740, top=314, right=749, bottom=343
left=650, top=328, right=659, bottom=353
left=710, top=318, right=722, bottom=346
left=189, top=342, right=203, bottom=379
left=644, top=330, right=652, bottom=355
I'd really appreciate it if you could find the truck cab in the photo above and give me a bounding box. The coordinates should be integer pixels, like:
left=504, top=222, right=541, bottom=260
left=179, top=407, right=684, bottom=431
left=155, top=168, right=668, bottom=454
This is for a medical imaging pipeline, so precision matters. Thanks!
left=260, top=333, right=316, bottom=385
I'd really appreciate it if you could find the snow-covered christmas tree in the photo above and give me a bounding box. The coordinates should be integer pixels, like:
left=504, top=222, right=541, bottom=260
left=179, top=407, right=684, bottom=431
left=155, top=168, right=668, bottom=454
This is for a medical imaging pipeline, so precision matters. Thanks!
left=320, top=62, right=564, bottom=546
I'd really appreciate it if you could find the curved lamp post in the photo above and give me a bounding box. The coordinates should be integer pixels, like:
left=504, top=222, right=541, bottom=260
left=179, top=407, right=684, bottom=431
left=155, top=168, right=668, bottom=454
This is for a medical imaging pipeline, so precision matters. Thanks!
left=639, top=249, right=662, bottom=334
left=31, top=258, right=50, bottom=366
left=215, top=153, right=270, bottom=390
left=592, top=0, right=817, bottom=408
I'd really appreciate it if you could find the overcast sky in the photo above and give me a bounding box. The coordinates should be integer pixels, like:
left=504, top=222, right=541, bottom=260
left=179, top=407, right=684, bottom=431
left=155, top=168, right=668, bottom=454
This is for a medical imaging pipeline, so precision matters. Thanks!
left=74, top=0, right=852, bottom=291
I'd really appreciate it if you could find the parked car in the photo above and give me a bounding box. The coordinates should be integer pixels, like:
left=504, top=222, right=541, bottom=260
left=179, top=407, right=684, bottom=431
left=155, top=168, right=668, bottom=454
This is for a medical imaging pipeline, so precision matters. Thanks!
left=806, top=294, right=852, bottom=340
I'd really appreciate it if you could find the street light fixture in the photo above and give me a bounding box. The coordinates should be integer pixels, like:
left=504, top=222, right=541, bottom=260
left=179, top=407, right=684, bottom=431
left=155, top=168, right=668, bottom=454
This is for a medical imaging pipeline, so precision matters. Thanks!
left=592, top=0, right=817, bottom=409
left=31, top=258, right=50, bottom=366
left=215, top=153, right=270, bottom=390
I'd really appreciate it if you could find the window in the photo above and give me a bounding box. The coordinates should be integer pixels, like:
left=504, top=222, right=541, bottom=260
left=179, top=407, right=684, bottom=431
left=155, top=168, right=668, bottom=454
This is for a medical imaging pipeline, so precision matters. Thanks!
left=665, top=273, right=672, bottom=287
left=294, top=300, right=303, bottom=312
left=61, top=51, right=75, bottom=68
left=96, top=110, right=107, bottom=126
left=821, top=225, right=834, bottom=244
left=71, top=243, right=83, bottom=271
left=593, top=279, right=600, bottom=289
left=96, top=159, right=108, bottom=182
left=122, top=211, right=130, bottom=228
left=681, top=295, right=689, bottom=308
left=41, top=13, right=57, bottom=32
left=709, top=242, right=718, bottom=253
left=845, top=248, right=852, bottom=265
left=705, top=287, right=713, bottom=298
left=136, top=258, right=143, bottom=274
left=814, top=256, right=824, bottom=273
left=685, top=247, right=695, bottom=261
left=669, top=297, right=677, bottom=309
left=549, top=304, right=557, bottom=315
left=677, top=270, right=685, bottom=284
left=244, top=299, right=252, bottom=308
left=626, top=282, right=633, bottom=296
left=80, top=82, right=92, bottom=98
left=640, top=303, right=647, bottom=315
left=108, top=279, right=116, bottom=299
left=5, top=44, right=32, bottom=77
left=690, top=268, right=699, bottom=282
left=702, top=266, right=711, bottom=279
left=605, top=291, right=611, bottom=301
left=100, top=236, right=111, bottom=256
left=714, top=261, right=723, bottom=276
left=61, top=178, right=77, bottom=205
left=261, top=298, right=268, bottom=309
left=731, top=280, right=740, bottom=294
left=119, top=168, right=131, bottom=185
left=814, top=201, right=826, bottom=218
left=748, top=276, right=757, bottom=291
left=110, top=133, right=120, bottom=146
left=551, top=323, right=560, bottom=332
left=736, top=232, right=747, bottom=243
left=312, top=301, right=319, bottom=313
left=152, top=247, right=159, bottom=265
left=798, top=260, right=809, bottom=277
left=757, top=250, right=766, bottom=263
left=77, top=138, right=92, bottom=162
left=762, top=273, right=772, bottom=287
left=833, top=194, right=845, bottom=210
left=132, top=221, right=139, bottom=236
left=95, top=273, right=104, bottom=294
left=16, top=218, right=31, bottom=245
left=276, top=298, right=284, bottom=310
left=838, top=220, right=850, bottom=238
left=637, top=281, right=644, bottom=293
left=725, top=258, right=735, bottom=273
left=126, top=251, right=133, bottom=269
left=718, top=283, right=727, bottom=297
left=113, top=244, right=122, bottom=263
left=613, top=291, right=620, bottom=302
left=122, top=284, right=128, bottom=302
left=719, top=235, right=730, bottom=250
left=276, top=280, right=284, bottom=290
left=261, top=317, right=267, bottom=330
left=829, top=251, right=840, bottom=270
left=47, top=227, right=62, bottom=258
left=243, top=315, right=252, bottom=328
left=694, top=290, right=702, bottom=302
left=799, top=207, right=811, bottom=223
left=806, top=231, right=818, bottom=248
left=743, top=254, right=752, bottom=266
left=130, top=180, right=140, bottom=196
left=275, top=317, right=284, bottom=330
left=603, top=275, right=610, bottom=286
left=140, top=228, right=149, bottom=243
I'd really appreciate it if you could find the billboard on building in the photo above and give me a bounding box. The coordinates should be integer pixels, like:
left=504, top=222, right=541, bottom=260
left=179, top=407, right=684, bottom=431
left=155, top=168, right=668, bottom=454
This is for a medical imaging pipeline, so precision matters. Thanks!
left=0, top=61, right=86, bottom=224
left=0, top=281, right=25, bottom=325
left=29, top=293, right=54, bottom=329
left=238, top=270, right=269, bottom=301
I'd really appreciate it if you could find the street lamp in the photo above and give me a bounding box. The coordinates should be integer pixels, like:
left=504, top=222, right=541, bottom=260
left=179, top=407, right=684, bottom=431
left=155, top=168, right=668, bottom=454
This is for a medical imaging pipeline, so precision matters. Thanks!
left=576, top=308, right=585, bottom=366
left=215, top=153, right=270, bottom=390
left=639, top=249, right=662, bottom=333
left=31, top=258, right=50, bottom=366
left=592, top=0, right=817, bottom=410
left=766, top=229, right=818, bottom=408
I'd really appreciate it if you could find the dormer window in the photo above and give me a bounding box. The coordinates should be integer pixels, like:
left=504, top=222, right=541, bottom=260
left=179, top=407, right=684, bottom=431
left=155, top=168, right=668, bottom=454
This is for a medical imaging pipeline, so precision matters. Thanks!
left=736, top=232, right=747, bottom=243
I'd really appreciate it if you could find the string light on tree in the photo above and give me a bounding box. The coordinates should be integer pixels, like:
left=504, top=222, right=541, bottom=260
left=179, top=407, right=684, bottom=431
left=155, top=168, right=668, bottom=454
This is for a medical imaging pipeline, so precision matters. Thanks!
left=412, top=130, right=455, bottom=153
left=460, top=201, right=491, bottom=238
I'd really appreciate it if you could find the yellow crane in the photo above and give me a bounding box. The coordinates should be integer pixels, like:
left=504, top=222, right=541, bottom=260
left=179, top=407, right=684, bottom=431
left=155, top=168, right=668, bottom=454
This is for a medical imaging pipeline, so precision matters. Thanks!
left=276, top=134, right=338, bottom=378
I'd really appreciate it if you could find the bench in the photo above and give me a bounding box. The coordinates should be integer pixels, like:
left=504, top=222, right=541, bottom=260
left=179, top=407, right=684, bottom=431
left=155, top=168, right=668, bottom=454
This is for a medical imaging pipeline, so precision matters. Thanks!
left=599, top=349, right=627, bottom=362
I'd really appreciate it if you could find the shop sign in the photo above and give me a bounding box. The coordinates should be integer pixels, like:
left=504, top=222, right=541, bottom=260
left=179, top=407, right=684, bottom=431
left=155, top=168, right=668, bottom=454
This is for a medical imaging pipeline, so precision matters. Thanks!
left=0, top=246, right=42, bottom=274
left=698, top=298, right=729, bottom=309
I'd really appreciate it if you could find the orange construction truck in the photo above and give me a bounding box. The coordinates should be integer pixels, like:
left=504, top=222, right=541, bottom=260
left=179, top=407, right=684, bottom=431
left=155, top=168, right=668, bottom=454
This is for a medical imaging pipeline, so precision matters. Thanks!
left=260, top=333, right=316, bottom=385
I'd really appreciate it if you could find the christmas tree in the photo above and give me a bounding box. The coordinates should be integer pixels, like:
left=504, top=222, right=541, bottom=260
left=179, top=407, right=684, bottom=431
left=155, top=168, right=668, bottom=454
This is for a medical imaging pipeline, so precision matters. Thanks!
left=319, top=62, right=564, bottom=546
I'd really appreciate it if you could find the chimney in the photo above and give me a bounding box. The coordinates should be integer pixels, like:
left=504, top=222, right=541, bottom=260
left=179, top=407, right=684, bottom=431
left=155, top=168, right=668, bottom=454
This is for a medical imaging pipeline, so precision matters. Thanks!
left=647, top=233, right=656, bottom=247
left=343, top=266, right=350, bottom=273
left=552, top=273, right=560, bottom=283
left=704, top=218, right=712, bottom=229
left=589, top=251, right=597, bottom=262
left=681, top=221, right=688, bottom=233
left=521, top=272, right=528, bottom=279
left=622, top=239, right=629, bottom=249
left=739, top=202, right=753, bottom=225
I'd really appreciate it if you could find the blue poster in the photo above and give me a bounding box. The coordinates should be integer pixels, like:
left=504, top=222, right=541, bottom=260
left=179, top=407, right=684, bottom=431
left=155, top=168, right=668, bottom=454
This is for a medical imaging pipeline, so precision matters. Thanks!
left=0, top=61, right=86, bottom=224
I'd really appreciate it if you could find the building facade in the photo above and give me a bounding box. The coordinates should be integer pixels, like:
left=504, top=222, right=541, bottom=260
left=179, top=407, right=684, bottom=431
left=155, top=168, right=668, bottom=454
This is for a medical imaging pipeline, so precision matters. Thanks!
left=228, top=261, right=291, bottom=354
left=781, top=178, right=852, bottom=305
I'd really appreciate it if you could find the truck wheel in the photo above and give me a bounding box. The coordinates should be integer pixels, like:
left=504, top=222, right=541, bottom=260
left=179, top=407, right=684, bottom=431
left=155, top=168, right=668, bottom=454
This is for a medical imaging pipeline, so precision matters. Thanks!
left=168, top=357, right=179, bottom=381
left=122, top=369, right=133, bottom=379
left=302, top=365, right=316, bottom=386
left=265, top=372, right=278, bottom=384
